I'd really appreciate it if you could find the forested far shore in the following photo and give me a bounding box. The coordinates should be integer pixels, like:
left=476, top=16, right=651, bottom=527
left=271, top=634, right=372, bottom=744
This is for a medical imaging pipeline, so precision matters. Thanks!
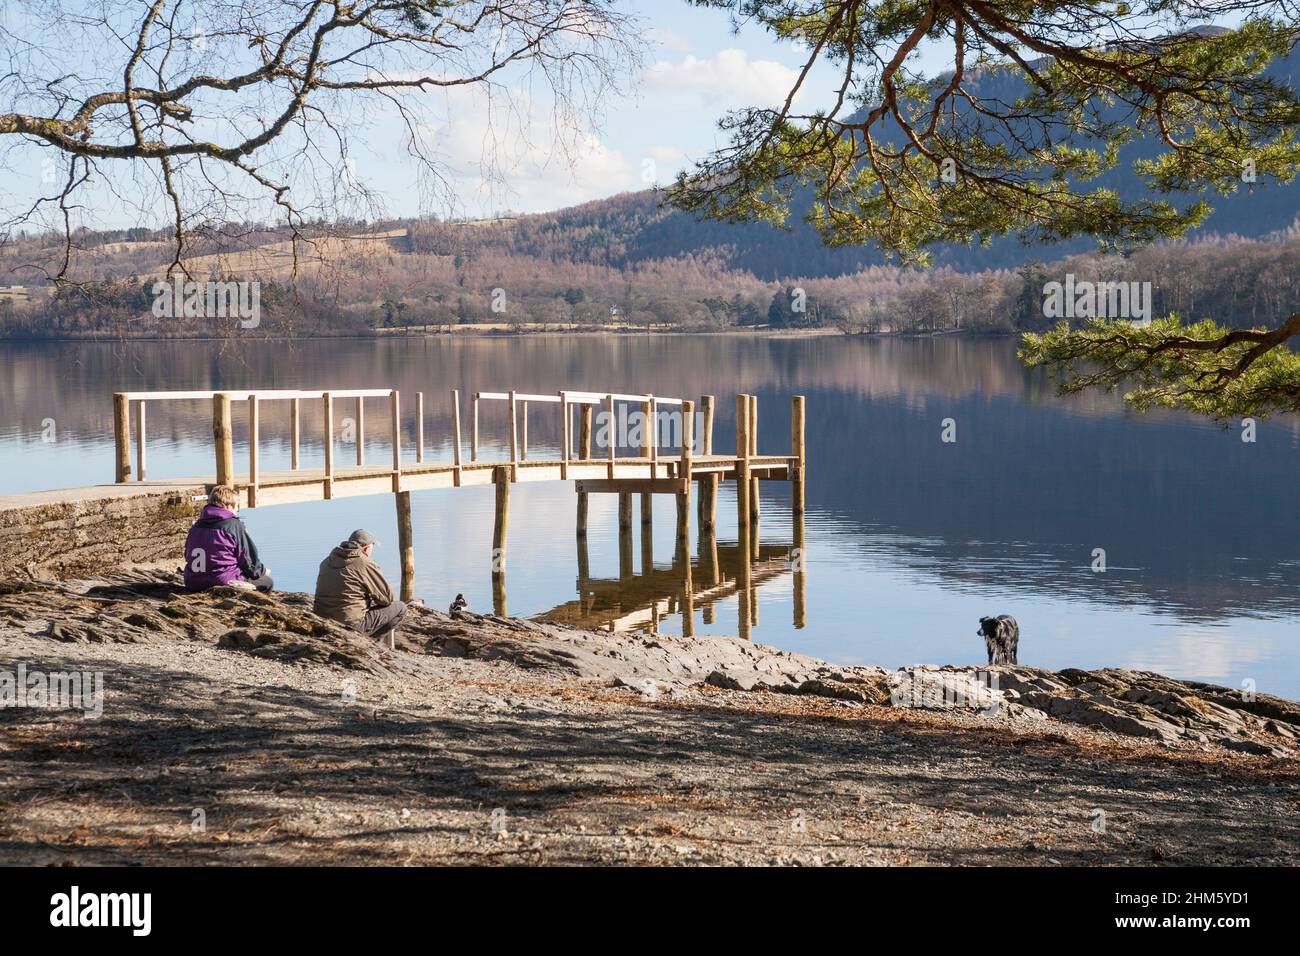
left=3, top=219, right=1300, bottom=340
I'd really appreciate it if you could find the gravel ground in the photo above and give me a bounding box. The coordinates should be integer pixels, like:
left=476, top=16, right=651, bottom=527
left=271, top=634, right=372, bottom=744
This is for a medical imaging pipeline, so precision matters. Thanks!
left=3, top=617, right=1298, bottom=866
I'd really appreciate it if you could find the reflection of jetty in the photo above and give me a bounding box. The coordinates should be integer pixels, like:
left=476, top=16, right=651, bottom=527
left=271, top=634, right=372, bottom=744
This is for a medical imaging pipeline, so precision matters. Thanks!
left=536, top=542, right=799, bottom=634
left=49, top=387, right=805, bottom=639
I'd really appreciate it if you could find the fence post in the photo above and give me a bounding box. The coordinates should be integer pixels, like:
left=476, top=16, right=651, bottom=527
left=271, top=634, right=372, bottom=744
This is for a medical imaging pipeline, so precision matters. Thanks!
left=791, top=395, right=805, bottom=516
left=559, top=391, right=570, bottom=480
left=606, top=393, right=615, bottom=478
left=113, top=394, right=131, bottom=483
left=735, top=394, right=752, bottom=641
left=471, top=393, right=479, bottom=461
left=396, top=490, right=414, bottom=604
left=416, top=391, right=425, bottom=464
left=355, top=395, right=365, bottom=466
left=521, top=400, right=528, bottom=461
left=291, top=397, right=301, bottom=470
left=322, top=392, right=334, bottom=499
left=134, top=400, right=147, bottom=481
left=247, top=395, right=260, bottom=508
left=390, top=389, right=401, bottom=492
left=508, top=389, right=519, bottom=481
left=213, top=393, right=233, bottom=487
left=580, top=404, right=593, bottom=460
left=451, top=389, right=463, bottom=486
left=677, top=400, right=694, bottom=548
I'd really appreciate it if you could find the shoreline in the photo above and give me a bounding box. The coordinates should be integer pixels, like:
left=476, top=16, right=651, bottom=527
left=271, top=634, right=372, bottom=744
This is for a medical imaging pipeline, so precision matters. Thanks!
left=1, top=571, right=1296, bottom=865
left=0, top=326, right=1015, bottom=345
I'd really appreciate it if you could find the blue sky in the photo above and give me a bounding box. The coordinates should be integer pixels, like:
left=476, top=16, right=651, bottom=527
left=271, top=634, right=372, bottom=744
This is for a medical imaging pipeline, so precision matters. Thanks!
left=1, top=1, right=950, bottom=230
left=0, top=1, right=1237, bottom=231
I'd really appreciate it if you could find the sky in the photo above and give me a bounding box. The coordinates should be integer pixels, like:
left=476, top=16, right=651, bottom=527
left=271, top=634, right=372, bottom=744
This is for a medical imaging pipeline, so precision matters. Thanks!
left=0, top=1, right=1239, bottom=231
left=0, top=1, right=957, bottom=231
left=345, top=2, right=959, bottom=220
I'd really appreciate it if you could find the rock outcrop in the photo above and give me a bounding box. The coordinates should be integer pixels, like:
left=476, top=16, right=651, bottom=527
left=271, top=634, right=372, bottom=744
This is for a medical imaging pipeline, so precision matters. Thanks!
left=3, top=572, right=1296, bottom=757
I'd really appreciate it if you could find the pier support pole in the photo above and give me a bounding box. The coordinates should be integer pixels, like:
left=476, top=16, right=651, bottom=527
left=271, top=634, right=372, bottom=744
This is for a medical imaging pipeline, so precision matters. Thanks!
left=618, top=492, right=634, bottom=580
left=290, top=398, right=301, bottom=470
left=640, top=395, right=653, bottom=564
left=492, top=465, right=509, bottom=616
left=213, top=393, right=233, bottom=487
left=735, top=394, right=752, bottom=641
left=396, top=490, right=415, bottom=603
left=678, top=541, right=695, bottom=638
left=113, top=394, right=132, bottom=483
left=580, top=404, right=593, bottom=459
left=577, top=524, right=591, bottom=582
left=748, top=394, right=760, bottom=560
left=698, top=395, right=716, bottom=534
left=791, top=395, right=806, bottom=517
left=322, top=392, right=334, bottom=500
left=355, top=395, right=365, bottom=466
left=576, top=403, right=593, bottom=538
left=640, top=500, right=654, bottom=574
left=135, top=400, right=147, bottom=481
left=415, top=392, right=425, bottom=464
left=247, top=395, right=259, bottom=508
left=676, top=400, right=694, bottom=550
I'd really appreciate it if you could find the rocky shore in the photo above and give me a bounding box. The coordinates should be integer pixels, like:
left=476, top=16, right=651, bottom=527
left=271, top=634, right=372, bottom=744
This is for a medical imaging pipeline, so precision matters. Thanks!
left=2, top=571, right=1298, bottom=865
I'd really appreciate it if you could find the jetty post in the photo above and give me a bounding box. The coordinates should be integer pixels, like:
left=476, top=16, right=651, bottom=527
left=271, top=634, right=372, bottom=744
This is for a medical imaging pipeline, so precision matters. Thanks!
left=508, top=389, right=519, bottom=481
left=135, top=400, right=147, bottom=481
left=576, top=403, right=592, bottom=538
left=678, top=400, right=695, bottom=636
left=396, top=490, right=415, bottom=603
left=791, top=394, right=807, bottom=627
left=618, top=492, right=634, bottom=580
left=451, top=389, right=463, bottom=486
left=355, top=395, right=365, bottom=466
left=697, top=395, right=716, bottom=534
left=213, top=392, right=234, bottom=488
left=640, top=395, right=654, bottom=555
left=492, top=464, right=509, bottom=615
left=676, top=399, right=694, bottom=548
left=389, top=389, right=402, bottom=492
left=748, top=394, right=760, bottom=560
left=247, top=395, right=260, bottom=507
left=735, top=394, right=752, bottom=640
left=322, top=392, right=334, bottom=499
left=415, top=392, right=425, bottom=464
left=290, top=398, right=301, bottom=470
left=113, top=393, right=132, bottom=482
left=470, top=392, right=479, bottom=462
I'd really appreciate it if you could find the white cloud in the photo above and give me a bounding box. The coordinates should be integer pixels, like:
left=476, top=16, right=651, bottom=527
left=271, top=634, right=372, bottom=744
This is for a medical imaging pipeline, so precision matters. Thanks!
left=647, top=26, right=694, bottom=55
left=413, top=86, right=641, bottom=215
left=644, top=48, right=802, bottom=110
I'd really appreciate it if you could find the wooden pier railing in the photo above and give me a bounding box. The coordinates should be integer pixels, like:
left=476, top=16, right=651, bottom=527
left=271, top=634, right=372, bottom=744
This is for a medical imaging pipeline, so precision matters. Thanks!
left=110, top=386, right=806, bottom=636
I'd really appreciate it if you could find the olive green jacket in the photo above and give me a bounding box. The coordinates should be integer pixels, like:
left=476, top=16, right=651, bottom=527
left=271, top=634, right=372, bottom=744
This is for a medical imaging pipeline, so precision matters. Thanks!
left=313, top=542, right=395, bottom=626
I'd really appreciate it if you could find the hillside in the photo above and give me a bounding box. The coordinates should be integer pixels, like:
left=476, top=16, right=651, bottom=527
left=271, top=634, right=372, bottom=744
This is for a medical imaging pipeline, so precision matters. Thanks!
left=5, top=26, right=1300, bottom=337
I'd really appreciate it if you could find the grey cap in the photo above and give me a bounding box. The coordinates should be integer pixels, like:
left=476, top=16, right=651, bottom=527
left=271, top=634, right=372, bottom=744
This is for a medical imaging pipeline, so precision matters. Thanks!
left=347, top=529, right=379, bottom=547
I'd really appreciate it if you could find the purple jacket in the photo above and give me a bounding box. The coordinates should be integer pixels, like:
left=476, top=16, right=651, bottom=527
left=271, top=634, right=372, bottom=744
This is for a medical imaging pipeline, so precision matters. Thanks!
left=183, top=505, right=265, bottom=591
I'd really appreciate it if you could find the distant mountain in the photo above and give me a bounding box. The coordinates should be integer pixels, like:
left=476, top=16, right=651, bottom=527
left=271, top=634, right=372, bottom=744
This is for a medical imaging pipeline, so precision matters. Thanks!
left=423, top=29, right=1300, bottom=280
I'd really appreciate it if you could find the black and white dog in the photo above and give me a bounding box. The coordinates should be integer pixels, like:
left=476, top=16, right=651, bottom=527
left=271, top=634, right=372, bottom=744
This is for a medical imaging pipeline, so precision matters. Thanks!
left=977, top=615, right=1019, bottom=665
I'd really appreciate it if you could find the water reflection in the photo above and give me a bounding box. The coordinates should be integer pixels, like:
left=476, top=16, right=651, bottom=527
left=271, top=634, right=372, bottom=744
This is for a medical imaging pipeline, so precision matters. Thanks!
left=1, top=335, right=1297, bottom=695
left=534, top=535, right=800, bottom=636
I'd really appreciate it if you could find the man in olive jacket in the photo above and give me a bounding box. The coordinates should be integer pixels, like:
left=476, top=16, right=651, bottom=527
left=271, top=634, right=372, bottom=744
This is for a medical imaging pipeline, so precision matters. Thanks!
left=313, top=530, right=409, bottom=639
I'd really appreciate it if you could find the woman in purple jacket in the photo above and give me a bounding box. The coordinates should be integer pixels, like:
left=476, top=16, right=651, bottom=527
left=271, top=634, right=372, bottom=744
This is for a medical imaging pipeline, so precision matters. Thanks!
left=183, top=485, right=274, bottom=592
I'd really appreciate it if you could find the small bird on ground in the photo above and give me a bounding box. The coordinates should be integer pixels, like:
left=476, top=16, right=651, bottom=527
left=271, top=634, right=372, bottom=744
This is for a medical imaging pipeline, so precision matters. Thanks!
left=448, top=593, right=469, bottom=616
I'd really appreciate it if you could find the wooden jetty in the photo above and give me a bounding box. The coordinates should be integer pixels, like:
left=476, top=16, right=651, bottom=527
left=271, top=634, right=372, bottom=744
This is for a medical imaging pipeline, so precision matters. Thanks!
left=95, top=387, right=806, bottom=635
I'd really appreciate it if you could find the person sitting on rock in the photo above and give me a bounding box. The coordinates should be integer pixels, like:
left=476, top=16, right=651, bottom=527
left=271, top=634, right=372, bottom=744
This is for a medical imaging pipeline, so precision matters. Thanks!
left=313, top=529, right=413, bottom=642
left=183, top=485, right=274, bottom=592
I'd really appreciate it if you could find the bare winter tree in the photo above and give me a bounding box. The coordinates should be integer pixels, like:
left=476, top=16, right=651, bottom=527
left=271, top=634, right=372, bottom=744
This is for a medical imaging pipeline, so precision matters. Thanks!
left=0, top=1, right=640, bottom=280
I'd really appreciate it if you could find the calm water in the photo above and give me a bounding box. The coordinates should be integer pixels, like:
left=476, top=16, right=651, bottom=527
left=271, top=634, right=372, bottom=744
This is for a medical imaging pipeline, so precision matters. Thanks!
left=2, top=335, right=1298, bottom=696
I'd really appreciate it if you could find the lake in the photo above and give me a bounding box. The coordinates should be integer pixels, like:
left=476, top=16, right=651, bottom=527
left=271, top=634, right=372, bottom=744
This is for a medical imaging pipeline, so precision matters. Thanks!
left=2, top=334, right=1298, bottom=697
